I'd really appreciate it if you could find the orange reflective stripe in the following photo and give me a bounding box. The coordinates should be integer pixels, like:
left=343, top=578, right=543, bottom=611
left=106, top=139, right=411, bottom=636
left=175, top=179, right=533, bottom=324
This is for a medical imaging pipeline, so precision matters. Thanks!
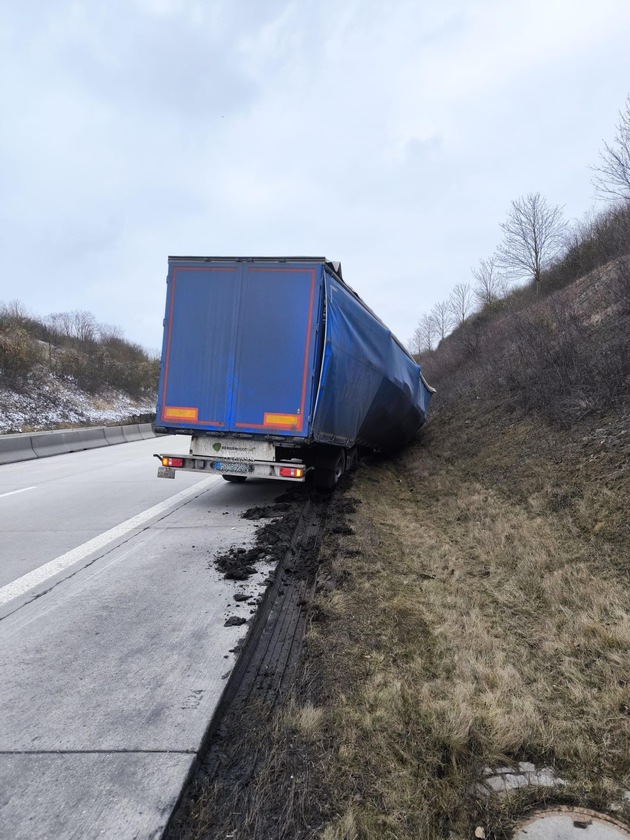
left=163, top=406, right=199, bottom=421
left=263, top=412, right=300, bottom=428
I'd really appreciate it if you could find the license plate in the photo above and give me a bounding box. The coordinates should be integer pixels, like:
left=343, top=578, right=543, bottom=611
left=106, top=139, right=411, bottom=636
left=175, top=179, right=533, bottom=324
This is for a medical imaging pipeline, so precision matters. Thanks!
left=214, top=461, right=248, bottom=474
left=157, top=466, right=176, bottom=479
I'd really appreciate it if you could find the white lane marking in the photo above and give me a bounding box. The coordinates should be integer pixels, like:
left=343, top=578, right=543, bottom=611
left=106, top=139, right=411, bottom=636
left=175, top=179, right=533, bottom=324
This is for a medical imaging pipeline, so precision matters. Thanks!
left=0, top=486, right=37, bottom=500
left=0, top=477, right=217, bottom=608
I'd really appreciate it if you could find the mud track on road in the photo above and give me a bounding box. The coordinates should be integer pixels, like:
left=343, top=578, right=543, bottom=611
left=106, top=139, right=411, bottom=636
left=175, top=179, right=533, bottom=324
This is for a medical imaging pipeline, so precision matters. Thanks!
left=165, top=483, right=336, bottom=839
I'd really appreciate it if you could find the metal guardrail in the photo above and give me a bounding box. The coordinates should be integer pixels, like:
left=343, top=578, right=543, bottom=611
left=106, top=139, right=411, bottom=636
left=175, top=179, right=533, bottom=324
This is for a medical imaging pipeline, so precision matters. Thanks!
left=0, top=424, right=155, bottom=465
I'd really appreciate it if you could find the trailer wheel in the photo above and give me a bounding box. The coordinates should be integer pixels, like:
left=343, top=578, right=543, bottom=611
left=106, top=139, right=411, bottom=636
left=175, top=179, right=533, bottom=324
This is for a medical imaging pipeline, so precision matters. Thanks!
left=222, top=475, right=247, bottom=483
left=314, top=449, right=345, bottom=492
left=345, top=446, right=359, bottom=472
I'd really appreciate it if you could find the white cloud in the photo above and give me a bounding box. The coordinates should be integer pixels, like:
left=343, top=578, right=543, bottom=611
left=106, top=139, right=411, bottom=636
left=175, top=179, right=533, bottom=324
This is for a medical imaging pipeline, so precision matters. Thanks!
left=1, top=0, right=630, bottom=349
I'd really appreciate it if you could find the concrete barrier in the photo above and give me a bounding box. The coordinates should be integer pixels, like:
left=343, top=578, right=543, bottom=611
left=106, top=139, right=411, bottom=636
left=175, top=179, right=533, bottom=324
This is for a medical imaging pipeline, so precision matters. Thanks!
left=138, top=423, right=155, bottom=440
left=103, top=426, right=127, bottom=445
left=0, top=433, right=38, bottom=465
left=0, top=423, right=156, bottom=466
left=30, top=428, right=109, bottom=458
left=122, top=424, right=144, bottom=442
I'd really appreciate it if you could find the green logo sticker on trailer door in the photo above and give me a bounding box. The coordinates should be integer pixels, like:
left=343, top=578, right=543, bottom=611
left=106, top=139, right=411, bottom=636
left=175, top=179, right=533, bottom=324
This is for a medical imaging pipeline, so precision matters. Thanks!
left=213, top=442, right=222, bottom=452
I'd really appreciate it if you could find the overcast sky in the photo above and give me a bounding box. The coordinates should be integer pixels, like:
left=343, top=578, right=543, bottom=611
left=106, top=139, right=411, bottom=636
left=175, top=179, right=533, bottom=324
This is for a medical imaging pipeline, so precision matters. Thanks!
left=1, top=0, right=629, bottom=353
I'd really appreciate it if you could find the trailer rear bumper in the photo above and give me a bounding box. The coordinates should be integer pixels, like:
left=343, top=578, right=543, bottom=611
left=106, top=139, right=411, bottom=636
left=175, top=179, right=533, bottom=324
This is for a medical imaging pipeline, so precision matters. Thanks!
left=156, top=454, right=307, bottom=482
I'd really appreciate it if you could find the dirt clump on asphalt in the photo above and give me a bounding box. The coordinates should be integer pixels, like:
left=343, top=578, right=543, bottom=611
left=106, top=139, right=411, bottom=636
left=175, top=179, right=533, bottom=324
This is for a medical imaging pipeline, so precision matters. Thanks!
left=212, top=492, right=308, bottom=580
left=242, top=501, right=292, bottom=520
left=223, top=616, right=247, bottom=627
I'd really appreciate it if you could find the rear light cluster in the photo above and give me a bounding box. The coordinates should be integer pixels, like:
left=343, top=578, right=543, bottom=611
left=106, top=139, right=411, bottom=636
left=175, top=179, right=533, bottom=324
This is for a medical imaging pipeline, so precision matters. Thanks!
left=162, top=457, right=184, bottom=467
left=279, top=467, right=304, bottom=478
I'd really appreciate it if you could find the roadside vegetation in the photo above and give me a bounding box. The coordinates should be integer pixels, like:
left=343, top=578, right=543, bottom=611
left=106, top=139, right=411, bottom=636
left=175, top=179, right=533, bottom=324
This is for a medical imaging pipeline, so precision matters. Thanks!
left=296, top=96, right=630, bottom=839
left=169, top=97, right=630, bottom=839
left=297, top=396, right=630, bottom=838
left=0, top=302, right=159, bottom=397
left=301, top=96, right=630, bottom=838
left=0, top=303, right=159, bottom=431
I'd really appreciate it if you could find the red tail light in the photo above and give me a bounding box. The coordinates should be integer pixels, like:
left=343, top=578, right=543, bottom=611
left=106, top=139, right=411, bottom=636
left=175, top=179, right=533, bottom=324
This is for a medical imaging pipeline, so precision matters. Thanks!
left=162, top=457, right=184, bottom=467
left=279, top=467, right=304, bottom=478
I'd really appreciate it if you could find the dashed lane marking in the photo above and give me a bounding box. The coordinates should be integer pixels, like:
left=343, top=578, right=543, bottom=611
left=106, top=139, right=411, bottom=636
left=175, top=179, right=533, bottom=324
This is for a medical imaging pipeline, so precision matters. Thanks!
left=0, top=477, right=217, bottom=608
left=0, top=487, right=37, bottom=500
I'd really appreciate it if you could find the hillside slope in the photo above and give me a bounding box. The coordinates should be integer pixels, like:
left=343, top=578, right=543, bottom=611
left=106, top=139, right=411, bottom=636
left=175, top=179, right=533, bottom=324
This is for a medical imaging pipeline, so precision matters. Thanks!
left=167, top=258, right=630, bottom=840
left=296, top=392, right=629, bottom=839
left=0, top=371, right=155, bottom=433
left=0, top=303, right=158, bottom=432
left=298, top=258, right=630, bottom=839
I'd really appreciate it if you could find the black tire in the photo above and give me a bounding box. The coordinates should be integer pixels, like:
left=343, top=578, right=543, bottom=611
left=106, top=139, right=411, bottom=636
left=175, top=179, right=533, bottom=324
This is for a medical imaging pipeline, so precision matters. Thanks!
left=345, top=447, right=359, bottom=472
left=222, top=474, right=247, bottom=483
left=313, top=449, right=345, bottom=492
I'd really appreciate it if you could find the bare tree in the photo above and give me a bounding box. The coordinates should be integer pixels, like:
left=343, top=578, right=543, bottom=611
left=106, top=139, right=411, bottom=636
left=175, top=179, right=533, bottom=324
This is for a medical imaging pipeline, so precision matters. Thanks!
left=496, top=192, right=566, bottom=293
left=70, top=311, right=97, bottom=344
left=448, top=282, right=474, bottom=325
left=472, top=255, right=507, bottom=306
left=47, top=312, right=73, bottom=338
left=409, top=312, right=437, bottom=355
left=98, top=323, right=124, bottom=344
left=0, top=300, right=30, bottom=327
left=431, top=300, right=453, bottom=341
left=593, top=96, right=630, bottom=202
left=421, top=313, right=436, bottom=353
left=408, top=325, right=423, bottom=356
left=47, top=310, right=97, bottom=343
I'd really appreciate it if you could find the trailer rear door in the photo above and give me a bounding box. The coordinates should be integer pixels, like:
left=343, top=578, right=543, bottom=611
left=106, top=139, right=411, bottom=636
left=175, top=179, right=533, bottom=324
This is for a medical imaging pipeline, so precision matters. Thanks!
left=157, top=261, right=323, bottom=437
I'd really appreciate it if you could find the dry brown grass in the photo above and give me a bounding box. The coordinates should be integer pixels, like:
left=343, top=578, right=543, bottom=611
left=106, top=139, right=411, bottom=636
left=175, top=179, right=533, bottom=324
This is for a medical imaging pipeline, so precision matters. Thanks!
left=301, top=401, right=630, bottom=839
left=167, top=398, right=630, bottom=840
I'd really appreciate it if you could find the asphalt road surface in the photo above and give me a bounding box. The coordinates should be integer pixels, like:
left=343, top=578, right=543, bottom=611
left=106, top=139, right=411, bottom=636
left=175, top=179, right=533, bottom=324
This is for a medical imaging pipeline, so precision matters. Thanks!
left=0, top=437, right=281, bottom=839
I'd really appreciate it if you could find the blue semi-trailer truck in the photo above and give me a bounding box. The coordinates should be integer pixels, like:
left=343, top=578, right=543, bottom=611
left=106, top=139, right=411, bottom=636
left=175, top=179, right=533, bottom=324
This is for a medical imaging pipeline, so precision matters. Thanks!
left=154, top=256, right=434, bottom=490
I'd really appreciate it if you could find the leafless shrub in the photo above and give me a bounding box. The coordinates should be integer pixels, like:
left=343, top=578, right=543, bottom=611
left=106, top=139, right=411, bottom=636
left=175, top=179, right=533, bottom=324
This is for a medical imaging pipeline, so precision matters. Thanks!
left=0, top=325, right=39, bottom=384
left=422, top=316, right=492, bottom=412
left=98, top=323, right=125, bottom=345
left=499, top=301, right=630, bottom=425
left=55, top=344, right=158, bottom=397
left=426, top=261, right=630, bottom=426
left=613, top=256, right=630, bottom=312
left=592, top=202, right=630, bottom=259
left=533, top=204, right=630, bottom=304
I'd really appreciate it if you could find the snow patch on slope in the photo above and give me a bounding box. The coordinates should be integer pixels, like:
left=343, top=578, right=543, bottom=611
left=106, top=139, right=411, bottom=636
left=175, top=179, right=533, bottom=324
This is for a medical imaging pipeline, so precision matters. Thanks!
left=0, top=373, right=155, bottom=434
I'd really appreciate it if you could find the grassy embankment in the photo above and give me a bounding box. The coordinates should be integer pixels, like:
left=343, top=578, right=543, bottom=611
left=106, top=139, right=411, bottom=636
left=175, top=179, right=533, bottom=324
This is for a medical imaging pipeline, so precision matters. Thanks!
left=304, top=398, right=629, bottom=839
left=173, top=243, right=630, bottom=839
left=295, top=252, right=630, bottom=838
left=180, top=396, right=630, bottom=839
